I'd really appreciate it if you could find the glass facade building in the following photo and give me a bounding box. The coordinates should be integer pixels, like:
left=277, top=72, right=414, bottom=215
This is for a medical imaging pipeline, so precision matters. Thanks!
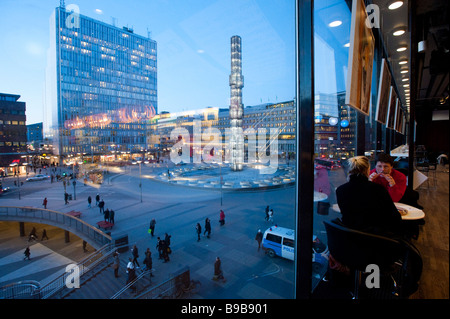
left=45, top=6, right=157, bottom=157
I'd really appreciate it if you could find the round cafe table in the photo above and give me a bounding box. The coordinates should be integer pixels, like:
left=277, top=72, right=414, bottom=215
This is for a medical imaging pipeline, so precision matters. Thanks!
left=394, top=202, right=425, bottom=220
left=329, top=202, right=424, bottom=220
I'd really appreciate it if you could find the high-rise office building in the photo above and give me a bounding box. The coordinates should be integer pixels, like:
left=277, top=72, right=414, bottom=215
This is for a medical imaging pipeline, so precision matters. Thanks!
left=0, top=93, right=27, bottom=161
left=45, top=5, right=157, bottom=157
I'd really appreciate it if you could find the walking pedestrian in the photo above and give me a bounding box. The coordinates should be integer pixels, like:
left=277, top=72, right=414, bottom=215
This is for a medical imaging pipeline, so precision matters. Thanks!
left=161, top=239, right=170, bottom=263
left=23, top=247, right=31, bottom=260
left=255, top=229, right=263, bottom=251
left=131, top=244, right=140, bottom=268
left=204, top=218, right=211, bottom=238
left=265, top=205, right=270, bottom=221
left=28, top=227, right=38, bottom=242
left=42, top=197, right=48, bottom=209
left=112, top=250, right=120, bottom=278
left=149, top=219, right=156, bottom=237
left=164, top=233, right=171, bottom=253
left=104, top=208, right=110, bottom=222
left=41, top=229, right=49, bottom=241
left=156, top=237, right=163, bottom=259
left=109, top=209, right=115, bottom=224
left=64, top=192, right=69, bottom=205
left=196, top=223, right=202, bottom=241
left=82, top=240, right=88, bottom=252
left=95, top=193, right=100, bottom=206
left=126, top=257, right=136, bottom=292
left=268, top=209, right=274, bottom=223
left=98, top=199, right=105, bottom=214
left=143, top=248, right=154, bottom=276
left=219, top=210, right=225, bottom=226
left=87, top=196, right=92, bottom=208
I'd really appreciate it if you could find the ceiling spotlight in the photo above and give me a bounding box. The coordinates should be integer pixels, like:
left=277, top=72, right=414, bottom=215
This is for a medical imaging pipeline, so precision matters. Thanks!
left=329, top=20, right=342, bottom=27
left=388, top=1, right=403, bottom=10
left=399, top=60, right=408, bottom=65
left=397, top=46, right=408, bottom=52
left=393, top=27, right=406, bottom=36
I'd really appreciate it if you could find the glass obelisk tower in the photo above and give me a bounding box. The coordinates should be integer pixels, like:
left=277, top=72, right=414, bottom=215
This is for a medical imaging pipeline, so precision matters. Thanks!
left=229, top=35, right=244, bottom=171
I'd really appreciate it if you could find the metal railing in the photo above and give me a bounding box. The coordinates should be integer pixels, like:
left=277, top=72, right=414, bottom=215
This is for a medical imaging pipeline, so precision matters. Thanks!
left=0, top=206, right=112, bottom=249
left=110, top=269, right=153, bottom=299
left=0, top=280, right=41, bottom=299
left=135, top=267, right=191, bottom=299
left=39, top=243, right=116, bottom=299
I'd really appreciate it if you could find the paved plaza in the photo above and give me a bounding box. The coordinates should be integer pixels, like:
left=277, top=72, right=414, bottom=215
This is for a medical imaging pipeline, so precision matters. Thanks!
left=0, top=163, right=304, bottom=299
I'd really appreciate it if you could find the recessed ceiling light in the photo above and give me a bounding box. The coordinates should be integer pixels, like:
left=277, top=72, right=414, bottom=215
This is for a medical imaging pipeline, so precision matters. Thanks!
left=393, top=28, right=406, bottom=36
left=403, top=84, right=409, bottom=87
left=328, top=20, right=342, bottom=27
left=344, top=42, right=350, bottom=47
left=397, top=46, right=408, bottom=52
left=404, top=89, right=410, bottom=92
left=400, top=69, right=408, bottom=74
left=388, top=1, right=403, bottom=10
left=399, top=60, right=408, bottom=65
left=402, top=78, right=408, bottom=81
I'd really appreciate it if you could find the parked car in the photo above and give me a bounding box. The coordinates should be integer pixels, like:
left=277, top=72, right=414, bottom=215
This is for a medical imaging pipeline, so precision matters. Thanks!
left=26, top=174, right=50, bottom=182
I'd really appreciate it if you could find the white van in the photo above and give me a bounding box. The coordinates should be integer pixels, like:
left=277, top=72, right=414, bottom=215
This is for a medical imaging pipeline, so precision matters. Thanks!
left=261, top=226, right=329, bottom=266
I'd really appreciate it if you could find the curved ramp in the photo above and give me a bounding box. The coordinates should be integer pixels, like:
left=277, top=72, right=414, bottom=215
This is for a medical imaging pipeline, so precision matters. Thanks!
left=0, top=206, right=111, bottom=250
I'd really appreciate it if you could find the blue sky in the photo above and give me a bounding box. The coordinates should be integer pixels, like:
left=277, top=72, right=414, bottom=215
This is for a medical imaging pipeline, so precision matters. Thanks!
left=0, top=0, right=296, bottom=125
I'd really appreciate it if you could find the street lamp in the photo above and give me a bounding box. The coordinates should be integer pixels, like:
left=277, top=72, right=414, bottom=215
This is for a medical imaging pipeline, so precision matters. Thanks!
left=132, top=160, right=148, bottom=203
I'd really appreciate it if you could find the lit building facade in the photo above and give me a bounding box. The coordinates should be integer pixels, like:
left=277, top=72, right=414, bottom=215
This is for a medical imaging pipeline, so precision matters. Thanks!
left=45, top=5, right=157, bottom=158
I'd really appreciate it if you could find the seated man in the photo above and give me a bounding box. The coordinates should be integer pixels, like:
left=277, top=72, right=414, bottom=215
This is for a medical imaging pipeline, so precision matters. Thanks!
left=369, top=153, right=406, bottom=202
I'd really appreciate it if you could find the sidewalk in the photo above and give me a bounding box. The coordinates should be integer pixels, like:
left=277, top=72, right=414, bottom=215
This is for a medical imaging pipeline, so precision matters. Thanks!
left=0, top=165, right=296, bottom=298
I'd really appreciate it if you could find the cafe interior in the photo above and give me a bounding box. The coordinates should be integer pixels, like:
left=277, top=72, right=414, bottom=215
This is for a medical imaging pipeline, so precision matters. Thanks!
left=295, top=0, right=449, bottom=299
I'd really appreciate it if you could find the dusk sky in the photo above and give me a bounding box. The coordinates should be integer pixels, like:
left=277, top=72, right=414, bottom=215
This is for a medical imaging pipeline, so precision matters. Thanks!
left=0, top=0, right=296, bottom=125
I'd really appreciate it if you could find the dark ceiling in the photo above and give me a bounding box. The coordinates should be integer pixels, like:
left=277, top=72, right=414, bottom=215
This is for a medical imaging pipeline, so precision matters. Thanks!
left=415, top=0, right=449, bottom=114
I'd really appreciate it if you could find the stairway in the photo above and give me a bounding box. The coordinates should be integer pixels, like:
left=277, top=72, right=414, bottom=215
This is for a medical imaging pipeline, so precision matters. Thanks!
left=62, top=258, right=154, bottom=299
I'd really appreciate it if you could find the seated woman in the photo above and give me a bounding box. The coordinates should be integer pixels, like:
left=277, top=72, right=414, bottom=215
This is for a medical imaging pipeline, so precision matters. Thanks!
left=336, top=156, right=402, bottom=237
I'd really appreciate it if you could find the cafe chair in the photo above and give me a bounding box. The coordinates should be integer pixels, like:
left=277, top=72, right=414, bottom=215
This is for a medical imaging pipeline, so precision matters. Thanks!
left=324, top=219, right=422, bottom=299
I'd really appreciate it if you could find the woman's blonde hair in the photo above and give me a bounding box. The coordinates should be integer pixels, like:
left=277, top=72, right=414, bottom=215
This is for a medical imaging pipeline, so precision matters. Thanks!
left=347, top=156, right=370, bottom=177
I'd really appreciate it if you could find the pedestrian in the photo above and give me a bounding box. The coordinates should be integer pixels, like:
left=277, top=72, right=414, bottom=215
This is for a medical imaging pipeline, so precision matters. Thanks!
left=99, top=199, right=105, bottom=214
left=255, top=229, right=263, bottom=251
left=213, top=257, right=225, bottom=282
left=95, top=193, right=100, bottom=206
left=83, top=240, right=88, bottom=252
left=87, top=196, right=92, bottom=208
left=42, top=197, right=48, bottom=209
left=143, top=248, right=154, bottom=276
left=156, top=237, right=163, bottom=259
left=126, top=257, right=136, bottom=292
left=149, top=219, right=156, bottom=237
left=204, top=218, right=211, bottom=238
left=109, top=209, right=115, bottom=224
left=131, top=244, right=140, bottom=268
left=164, top=233, right=172, bottom=253
left=219, top=210, right=225, bottom=226
left=112, top=250, right=120, bottom=278
left=41, top=229, right=49, bottom=241
left=161, top=239, right=170, bottom=263
left=268, top=209, right=274, bottom=223
left=24, top=247, right=31, bottom=260
left=28, top=227, right=38, bottom=242
left=265, top=205, right=270, bottom=221
left=196, top=223, right=202, bottom=241
left=64, top=192, right=69, bottom=204
left=104, top=208, right=110, bottom=222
